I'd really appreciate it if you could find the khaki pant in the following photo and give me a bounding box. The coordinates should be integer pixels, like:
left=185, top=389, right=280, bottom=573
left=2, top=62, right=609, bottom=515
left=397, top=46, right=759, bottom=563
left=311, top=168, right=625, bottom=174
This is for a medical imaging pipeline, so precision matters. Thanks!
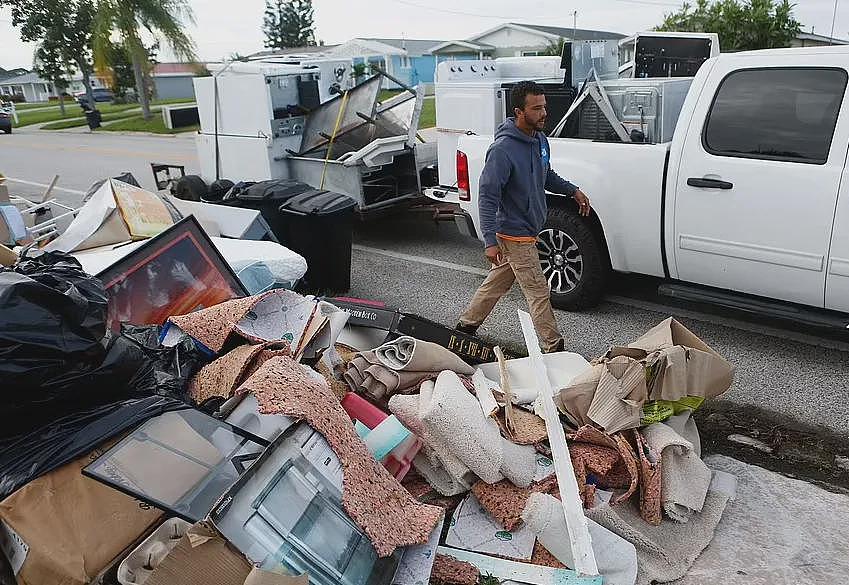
left=459, top=237, right=563, bottom=352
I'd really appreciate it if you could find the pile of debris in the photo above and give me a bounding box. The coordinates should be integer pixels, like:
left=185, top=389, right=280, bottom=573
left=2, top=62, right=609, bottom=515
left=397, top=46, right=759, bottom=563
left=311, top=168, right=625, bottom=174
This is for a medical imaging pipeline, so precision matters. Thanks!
left=0, top=175, right=738, bottom=585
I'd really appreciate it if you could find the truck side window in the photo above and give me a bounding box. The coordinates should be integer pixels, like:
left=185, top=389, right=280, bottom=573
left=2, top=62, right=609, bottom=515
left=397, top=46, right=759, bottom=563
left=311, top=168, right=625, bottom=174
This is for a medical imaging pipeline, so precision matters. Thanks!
left=703, top=68, right=847, bottom=165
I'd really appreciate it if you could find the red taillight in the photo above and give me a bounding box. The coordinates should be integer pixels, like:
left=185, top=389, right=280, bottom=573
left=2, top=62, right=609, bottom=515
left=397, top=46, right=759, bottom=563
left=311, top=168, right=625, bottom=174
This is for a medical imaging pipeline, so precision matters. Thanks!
left=457, top=150, right=470, bottom=201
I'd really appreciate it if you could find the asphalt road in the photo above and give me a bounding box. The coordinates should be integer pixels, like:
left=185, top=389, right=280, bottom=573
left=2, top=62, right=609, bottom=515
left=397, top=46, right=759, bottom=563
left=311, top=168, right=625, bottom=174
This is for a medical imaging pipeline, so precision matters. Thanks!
left=4, top=130, right=849, bottom=436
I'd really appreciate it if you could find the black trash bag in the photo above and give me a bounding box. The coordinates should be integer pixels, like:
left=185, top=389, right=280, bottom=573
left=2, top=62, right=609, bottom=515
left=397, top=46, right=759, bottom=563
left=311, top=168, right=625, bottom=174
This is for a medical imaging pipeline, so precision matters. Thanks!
left=0, top=396, right=186, bottom=499
left=118, top=324, right=209, bottom=402
left=0, top=548, right=15, bottom=585
left=1, top=251, right=108, bottom=357
left=0, top=327, right=159, bottom=443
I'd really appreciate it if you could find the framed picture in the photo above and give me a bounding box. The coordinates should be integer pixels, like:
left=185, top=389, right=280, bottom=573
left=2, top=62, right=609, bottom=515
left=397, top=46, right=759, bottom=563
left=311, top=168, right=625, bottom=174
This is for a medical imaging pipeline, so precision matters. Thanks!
left=98, top=215, right=248, bottom=331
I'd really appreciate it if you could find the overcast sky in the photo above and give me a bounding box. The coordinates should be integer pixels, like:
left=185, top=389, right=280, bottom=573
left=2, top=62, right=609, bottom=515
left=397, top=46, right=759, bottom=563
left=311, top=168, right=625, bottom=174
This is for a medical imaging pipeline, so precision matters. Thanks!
left=1, top=0, right=845, bottom=70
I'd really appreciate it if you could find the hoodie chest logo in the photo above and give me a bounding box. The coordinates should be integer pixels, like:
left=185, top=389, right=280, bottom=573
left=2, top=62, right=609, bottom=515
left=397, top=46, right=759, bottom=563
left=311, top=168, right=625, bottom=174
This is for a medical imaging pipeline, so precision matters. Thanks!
left=540, top=144, right=550, bottom=166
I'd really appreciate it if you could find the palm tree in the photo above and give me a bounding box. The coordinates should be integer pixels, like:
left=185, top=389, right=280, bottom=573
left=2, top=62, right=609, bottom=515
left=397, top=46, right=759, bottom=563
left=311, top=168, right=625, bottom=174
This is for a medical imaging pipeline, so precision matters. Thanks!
left=92, top=0, right=197, bottom=120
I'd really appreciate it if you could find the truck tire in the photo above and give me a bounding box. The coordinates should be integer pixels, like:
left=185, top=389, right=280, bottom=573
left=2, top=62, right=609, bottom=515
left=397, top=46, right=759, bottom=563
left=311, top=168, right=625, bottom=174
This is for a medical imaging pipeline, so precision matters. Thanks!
left=538, top=206, right=608, bottom=310
left=171, top=175, right=208, bottom=201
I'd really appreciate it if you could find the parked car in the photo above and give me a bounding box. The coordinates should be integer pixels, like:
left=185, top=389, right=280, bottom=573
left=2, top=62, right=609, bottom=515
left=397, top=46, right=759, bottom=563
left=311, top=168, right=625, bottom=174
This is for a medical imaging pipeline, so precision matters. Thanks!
left=0, top=109, right=11, bottom=134
left=428, top=45, right=849, bottom=321
left=76, top=88, right=115, bottom=105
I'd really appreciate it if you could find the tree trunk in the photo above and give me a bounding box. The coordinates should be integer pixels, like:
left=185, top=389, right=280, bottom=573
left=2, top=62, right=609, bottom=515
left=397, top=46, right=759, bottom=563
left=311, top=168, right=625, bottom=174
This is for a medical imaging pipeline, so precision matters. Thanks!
left=56, top=81, right=65, bottom=115
left=131, top=50, right=152, bottom=121
left=78, top=64, right=95, bottom=109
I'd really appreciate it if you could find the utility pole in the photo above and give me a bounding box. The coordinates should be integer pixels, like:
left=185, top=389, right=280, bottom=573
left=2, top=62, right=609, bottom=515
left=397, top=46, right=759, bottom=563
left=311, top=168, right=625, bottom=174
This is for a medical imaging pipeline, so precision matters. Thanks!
left=572, top=10, right=578, bottom=40
left=830, top=0, right=839, bottom=44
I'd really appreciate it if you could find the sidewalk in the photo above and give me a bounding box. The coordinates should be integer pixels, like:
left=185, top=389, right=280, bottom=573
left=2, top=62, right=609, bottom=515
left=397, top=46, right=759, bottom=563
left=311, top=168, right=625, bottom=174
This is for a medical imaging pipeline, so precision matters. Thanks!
left=678, top=455, right=849, bottom=584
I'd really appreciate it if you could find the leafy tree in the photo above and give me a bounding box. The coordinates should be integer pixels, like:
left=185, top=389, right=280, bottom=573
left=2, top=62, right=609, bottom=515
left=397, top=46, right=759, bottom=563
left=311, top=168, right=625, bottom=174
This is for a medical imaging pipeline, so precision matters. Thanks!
left=542, top=37, right=567, bottom=57
left=263, top=0, right=316, bottom=50
left=104, top=42, right=136, bottom=101
left=33, top=36, right=70, bottom=113
left=93, top=0, right=197, bottom=120
left=2, top=0, right=98, bottom=105
left=656, top=0, right=802, bottom=52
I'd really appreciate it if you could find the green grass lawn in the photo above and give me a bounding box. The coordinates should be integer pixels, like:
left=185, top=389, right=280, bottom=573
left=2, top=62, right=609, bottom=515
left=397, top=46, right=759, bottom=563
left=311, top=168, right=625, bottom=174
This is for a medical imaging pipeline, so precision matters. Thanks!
left=40, top=108, right=163, bottom=130
left=418, top=97, right=435, bottom=129
left=151, top=98, right=196, bottom=105
left=10, top=101, right=61, bottom=111
left=97, top=113, right=198, bottom=134
left=13, top=103, right=141, bottom=127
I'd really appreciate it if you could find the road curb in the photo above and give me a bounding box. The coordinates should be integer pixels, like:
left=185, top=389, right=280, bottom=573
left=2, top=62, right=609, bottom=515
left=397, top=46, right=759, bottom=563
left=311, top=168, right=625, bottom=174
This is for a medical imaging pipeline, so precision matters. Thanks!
left=696, top=400, right=849, bottom=494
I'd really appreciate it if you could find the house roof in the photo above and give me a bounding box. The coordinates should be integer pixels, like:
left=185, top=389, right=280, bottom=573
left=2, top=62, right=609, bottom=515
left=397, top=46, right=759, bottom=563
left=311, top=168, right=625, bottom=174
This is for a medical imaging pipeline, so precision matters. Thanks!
left=796, top=32, right=849, bottom=45
left=429, top=40, right=495, bottom=54
left=248, top=45, right=337, bottom=58
left=326, top=38, right=407, bottom=57
left=153, top=62, right=205, bottom=77
left=0, top=68, right=29, bottom=82
left=470, top=22, right=624, bottom=43
left=361, top=38, right=444, bottom=56
left=0, top=72, right=48, bottom=86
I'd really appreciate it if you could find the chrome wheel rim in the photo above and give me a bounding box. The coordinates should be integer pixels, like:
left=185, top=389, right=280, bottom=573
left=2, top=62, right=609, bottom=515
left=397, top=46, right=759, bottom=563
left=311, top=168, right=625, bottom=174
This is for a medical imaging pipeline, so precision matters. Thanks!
left=537, top=228, right=583, bottom=293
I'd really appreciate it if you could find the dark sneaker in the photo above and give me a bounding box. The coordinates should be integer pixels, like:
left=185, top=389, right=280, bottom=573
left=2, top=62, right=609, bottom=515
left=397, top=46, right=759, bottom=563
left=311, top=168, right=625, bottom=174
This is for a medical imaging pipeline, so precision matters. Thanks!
left=455, top=322, right=479, bottom=336
left=546, top=339, right=566, bottom=353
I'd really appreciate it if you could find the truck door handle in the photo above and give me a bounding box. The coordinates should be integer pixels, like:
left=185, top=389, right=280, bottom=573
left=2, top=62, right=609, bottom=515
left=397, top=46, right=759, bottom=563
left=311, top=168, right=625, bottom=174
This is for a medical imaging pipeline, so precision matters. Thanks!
left=687, top=177, right=733, bottom=190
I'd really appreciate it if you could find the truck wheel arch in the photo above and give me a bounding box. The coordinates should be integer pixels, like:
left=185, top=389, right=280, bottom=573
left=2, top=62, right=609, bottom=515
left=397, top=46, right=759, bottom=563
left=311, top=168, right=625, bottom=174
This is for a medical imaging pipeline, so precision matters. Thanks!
left=542, top=195, right=612, bottom=310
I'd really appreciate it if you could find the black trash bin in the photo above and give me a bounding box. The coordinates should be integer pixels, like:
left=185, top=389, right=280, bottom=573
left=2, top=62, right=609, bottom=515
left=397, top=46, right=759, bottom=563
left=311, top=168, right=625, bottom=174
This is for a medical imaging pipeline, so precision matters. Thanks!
left=279, top=190, right=357, bottom=294
left=225, top=179, right=313, bottom=241
left=85, top=109, right=102, bottom=130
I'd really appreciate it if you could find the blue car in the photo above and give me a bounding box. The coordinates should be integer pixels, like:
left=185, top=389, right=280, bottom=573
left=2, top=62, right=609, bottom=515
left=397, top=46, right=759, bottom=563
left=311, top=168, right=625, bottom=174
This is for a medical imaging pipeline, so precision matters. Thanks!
left=76, top=88, right=114, bottom=106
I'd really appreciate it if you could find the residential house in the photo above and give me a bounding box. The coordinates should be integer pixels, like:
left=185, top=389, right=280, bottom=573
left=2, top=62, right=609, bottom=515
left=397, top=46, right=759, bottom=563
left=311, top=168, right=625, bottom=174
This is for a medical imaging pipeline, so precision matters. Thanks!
left=324, top=37, right=445, bottom=89
left=432, top=23, right=624, bottom=62
left=791, top=32, right=849, bottom=47
left=67, top=74, right=111, bottom=96
left=0, top=72, right=55, bottom=102
left=151, top=62, right=204, bottom=101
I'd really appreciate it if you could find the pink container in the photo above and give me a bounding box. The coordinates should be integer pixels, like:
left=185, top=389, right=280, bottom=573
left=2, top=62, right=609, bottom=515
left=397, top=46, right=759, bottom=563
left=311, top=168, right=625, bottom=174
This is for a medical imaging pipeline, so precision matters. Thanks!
left=342, top=392, right=421, bottom=481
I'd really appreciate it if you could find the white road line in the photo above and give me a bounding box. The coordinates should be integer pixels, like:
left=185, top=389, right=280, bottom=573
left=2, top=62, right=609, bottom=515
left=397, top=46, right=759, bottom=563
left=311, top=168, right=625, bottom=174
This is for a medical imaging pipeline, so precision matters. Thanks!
left=352, top=244, right=488, bottom=277
left=353, top=243, right=849, bottom=351
left=5, top=177, right=86, bottom=196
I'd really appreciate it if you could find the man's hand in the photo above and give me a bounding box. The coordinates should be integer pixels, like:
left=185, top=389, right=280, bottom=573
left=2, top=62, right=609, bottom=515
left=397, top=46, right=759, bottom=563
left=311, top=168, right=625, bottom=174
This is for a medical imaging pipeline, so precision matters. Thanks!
left=574, top=189, right=591, bottom=217
left=485, top=245, right=503, bottom=266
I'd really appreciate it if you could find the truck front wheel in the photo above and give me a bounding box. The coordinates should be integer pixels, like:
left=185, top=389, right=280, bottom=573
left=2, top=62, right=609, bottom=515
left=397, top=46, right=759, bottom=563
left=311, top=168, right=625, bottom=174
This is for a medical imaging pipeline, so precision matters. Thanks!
left=538, top=206, right=608, bottom=310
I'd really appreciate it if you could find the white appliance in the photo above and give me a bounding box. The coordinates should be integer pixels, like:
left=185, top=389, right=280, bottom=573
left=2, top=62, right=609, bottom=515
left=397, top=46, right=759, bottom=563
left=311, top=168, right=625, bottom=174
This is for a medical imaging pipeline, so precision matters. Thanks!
left=434, top=57, right=565, bottom=187
left=194, top=61, right=334, bottom=184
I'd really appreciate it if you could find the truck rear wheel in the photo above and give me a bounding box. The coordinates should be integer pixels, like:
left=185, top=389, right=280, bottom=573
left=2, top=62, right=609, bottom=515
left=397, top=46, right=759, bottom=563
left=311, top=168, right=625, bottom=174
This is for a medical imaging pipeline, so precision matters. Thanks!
left=538, top=206, right=608, bottom=310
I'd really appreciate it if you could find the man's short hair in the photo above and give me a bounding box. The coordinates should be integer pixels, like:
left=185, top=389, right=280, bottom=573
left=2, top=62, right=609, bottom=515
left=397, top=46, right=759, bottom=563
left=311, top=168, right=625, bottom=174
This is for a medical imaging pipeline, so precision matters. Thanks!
left=511, top=80, right=545, bottom=111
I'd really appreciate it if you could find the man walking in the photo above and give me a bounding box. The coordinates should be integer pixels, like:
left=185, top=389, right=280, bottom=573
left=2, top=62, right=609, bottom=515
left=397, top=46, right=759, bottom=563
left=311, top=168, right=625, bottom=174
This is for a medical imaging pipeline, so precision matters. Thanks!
left=456, top=81, right=591, bottom=353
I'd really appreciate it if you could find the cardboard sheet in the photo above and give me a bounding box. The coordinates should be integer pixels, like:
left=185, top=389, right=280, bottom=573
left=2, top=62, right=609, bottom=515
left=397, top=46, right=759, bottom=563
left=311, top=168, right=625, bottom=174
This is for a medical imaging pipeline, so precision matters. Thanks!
left=446, top=494, right=535, bottom=560
left=146, top=522, right=308, bottom=585
left=0, top=443, right=162, bottom=585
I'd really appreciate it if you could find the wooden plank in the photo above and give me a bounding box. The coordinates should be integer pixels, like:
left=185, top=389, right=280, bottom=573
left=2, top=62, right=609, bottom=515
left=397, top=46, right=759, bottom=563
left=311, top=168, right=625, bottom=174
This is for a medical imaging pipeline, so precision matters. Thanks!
left=436, top=546, right=603, bottom=585
left=517, top=310, right=599, bottom=577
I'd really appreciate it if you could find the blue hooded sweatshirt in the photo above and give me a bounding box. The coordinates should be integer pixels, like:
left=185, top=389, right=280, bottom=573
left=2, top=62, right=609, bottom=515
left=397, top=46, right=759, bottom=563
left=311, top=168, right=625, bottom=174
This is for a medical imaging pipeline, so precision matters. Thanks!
left=478, top=118, right=578, bottom=248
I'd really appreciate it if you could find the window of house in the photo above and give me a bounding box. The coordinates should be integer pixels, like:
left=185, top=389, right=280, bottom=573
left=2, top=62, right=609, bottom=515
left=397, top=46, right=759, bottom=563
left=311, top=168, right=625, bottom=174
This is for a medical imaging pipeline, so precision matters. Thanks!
left=400, top=56, right=410, bottom=68
left=521, top=51, right=540, bottom=57
left=703, top=67, right=847, bottom=165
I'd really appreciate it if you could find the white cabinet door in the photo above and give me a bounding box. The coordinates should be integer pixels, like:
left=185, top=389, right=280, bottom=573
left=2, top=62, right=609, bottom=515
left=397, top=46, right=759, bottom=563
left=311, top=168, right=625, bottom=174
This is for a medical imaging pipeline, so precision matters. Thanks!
left=672, top=57, right=849, bottom=308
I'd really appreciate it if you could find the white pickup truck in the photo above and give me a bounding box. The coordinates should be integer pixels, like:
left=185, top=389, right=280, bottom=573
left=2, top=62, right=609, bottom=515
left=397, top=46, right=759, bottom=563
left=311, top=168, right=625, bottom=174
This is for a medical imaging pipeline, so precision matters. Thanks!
left=429, top=46, right=849, bottom=321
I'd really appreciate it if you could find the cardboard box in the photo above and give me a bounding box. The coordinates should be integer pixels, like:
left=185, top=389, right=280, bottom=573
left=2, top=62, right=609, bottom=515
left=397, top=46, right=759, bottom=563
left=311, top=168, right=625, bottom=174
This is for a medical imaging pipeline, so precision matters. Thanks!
left=608, top=317, right=735, bottom=402
left=391, top=313, right=512, bottom=365
left=146, top=522, right=307, bottom=585
left=0, top=444, right=163, bottom=585
left=330, top=298, right=509, bottom=365
left=0, top=243, right=17, bottom=267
